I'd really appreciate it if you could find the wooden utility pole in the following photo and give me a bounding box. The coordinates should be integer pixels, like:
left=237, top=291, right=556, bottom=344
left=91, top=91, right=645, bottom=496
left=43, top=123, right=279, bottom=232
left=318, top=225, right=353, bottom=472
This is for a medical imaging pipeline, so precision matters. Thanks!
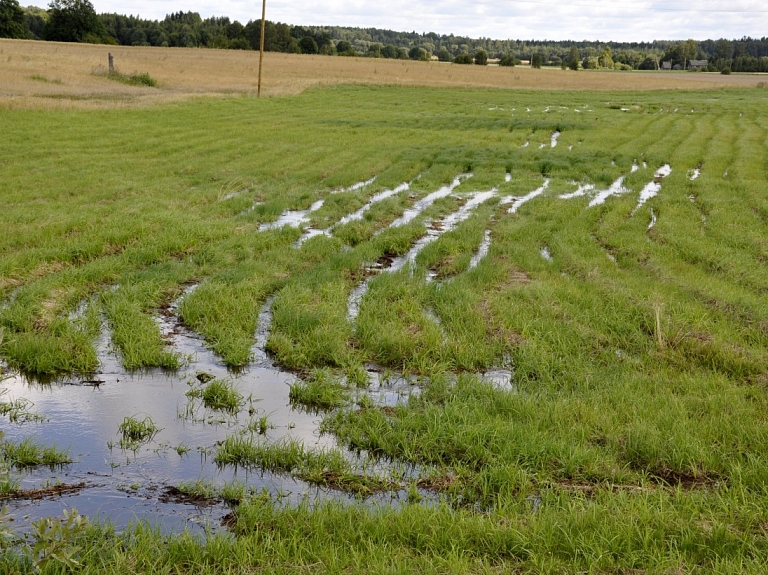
left=257, top=0, right=266, bottom=97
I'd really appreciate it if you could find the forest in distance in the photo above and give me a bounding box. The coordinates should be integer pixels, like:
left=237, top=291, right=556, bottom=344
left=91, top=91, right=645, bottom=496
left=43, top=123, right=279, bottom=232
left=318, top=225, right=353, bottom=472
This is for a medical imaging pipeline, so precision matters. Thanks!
left=2, top=0, right=768, bottom=72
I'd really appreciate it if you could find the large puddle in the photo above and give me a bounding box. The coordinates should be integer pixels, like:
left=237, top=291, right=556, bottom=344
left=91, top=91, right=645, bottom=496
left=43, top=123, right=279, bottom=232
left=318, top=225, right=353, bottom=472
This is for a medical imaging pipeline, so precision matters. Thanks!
left=0, top=290, right=432, bottom=534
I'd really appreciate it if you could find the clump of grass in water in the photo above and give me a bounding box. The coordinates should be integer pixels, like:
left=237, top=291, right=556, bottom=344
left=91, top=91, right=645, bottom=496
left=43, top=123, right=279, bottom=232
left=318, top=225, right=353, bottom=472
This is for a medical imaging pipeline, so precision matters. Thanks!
left=118, top=415, right=160, bottom=450
left=186, top=378, right=243, bottom=413
left=0, top=437, right=72, bottom=467
left=215, top=436, right=391, bottom=495
left=98, top=70, right=157, bottom=87
left=289, top=369, right=350, bottom=411
left=0, top=395, right=48, bottom=424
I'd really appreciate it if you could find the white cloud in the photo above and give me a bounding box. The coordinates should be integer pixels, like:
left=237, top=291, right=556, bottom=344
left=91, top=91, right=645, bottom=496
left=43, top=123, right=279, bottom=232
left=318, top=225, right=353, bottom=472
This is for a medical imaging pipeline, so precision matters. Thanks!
left=91, top=0, right=768, bottom=42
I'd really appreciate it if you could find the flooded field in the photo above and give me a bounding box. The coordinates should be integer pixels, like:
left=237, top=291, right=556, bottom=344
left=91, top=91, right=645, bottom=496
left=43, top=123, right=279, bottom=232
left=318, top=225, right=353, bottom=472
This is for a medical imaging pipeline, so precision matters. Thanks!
left=2, top=83, right=768, bottom=573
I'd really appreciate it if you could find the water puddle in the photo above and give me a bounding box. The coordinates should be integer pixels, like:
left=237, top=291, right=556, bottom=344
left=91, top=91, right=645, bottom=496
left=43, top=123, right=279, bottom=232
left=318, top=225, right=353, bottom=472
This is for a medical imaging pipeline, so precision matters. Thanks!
left=0, top=293, right=353, bottom=534
left=259, top=199, right=325, bottom=232
left=550, top=131, right=561, bottom=148
left=647, top=208, right=657, bottom=230
left=522, top=141, right=529, bottom=148
left=588, top=174, right=631, bottom=207
left=632, top=164, right=671, bottom=214
left=332, top=177, right=377, bottom=194
left=336, top=182, right=411, bottom=228
left=540, top=247, right=553, bottom=262
left=468, top=230, right=492, bottom=270
left=387, top=175, right=471, bottom=229
left=559, top=183, right=594, bottom=200
left=348, top=187, right=495, bottom=321
left=500, top=180, right=550, bottom=213
left=688, top=168, right=701, bottom=181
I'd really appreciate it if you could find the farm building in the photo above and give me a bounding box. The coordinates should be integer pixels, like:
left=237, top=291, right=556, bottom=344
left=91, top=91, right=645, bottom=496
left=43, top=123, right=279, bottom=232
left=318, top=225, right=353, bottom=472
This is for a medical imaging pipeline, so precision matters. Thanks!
left=688, top=59, right=708, bottom=70
left=661, top=61, right=672, bottom=70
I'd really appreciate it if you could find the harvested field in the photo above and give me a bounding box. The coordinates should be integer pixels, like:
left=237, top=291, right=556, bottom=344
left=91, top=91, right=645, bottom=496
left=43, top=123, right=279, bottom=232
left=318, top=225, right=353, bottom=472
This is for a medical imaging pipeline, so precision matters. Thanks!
left=0, top=39, right=765, bottom=109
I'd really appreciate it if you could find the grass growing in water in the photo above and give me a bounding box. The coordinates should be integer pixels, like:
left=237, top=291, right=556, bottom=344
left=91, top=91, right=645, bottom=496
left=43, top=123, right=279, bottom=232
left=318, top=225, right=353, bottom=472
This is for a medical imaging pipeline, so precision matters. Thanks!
left=186, top=378, right=243, bottom=413
left=0, top=437, right=72, bottom=467
left=117, top=416, right=160, bottom=450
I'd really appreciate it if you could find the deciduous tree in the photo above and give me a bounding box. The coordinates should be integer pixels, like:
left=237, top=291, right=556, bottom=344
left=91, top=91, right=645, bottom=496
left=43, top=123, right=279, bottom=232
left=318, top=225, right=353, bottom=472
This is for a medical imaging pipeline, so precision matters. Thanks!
left=0, top=0, right=26, bottom=38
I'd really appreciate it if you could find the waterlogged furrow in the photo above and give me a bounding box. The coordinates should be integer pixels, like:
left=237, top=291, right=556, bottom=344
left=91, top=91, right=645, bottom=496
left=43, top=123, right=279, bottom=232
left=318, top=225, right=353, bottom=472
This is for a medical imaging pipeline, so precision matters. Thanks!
left=332, top=176, right=377, bottom=194
left=587, top=174, right=632, bottom=207
left=251, top=295, right=276, bottom=366
left=500, top=180, right=550, bottom=214
left=387, top=174, right=472, bottom=229
left=297, top=181, right=414, bottom=246
left=550, top=131, right=561, bottom=148
left=632, top=165, right=672, bottom=214
left=559, top=183, right=595, bottom=200
left=259, top=199, right=325, bottom=232
left=336, top=183, right=411, bottom=227
left=468, top=230, right=492, bottom=270
left=348, top=187, right=495, bottom=321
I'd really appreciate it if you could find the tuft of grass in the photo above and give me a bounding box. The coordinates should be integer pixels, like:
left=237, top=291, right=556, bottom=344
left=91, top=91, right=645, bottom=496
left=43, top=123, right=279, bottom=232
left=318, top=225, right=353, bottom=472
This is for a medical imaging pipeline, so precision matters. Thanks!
left=289, top=369, right=350, bottom=411
left=117, top=415, right=160, bottom=450
left=215, top=436, right=392, bottom=495
left=186, top=378, right=243, bottom=413
left=98, top=70, right=157, bottom=87
left=0, top=437, right=72, bottom=467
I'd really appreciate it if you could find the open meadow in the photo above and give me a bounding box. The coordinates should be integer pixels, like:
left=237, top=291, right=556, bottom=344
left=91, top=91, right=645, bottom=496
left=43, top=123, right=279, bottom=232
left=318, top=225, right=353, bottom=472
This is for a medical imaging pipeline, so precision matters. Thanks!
left=2, top=39, right=768, bottom=573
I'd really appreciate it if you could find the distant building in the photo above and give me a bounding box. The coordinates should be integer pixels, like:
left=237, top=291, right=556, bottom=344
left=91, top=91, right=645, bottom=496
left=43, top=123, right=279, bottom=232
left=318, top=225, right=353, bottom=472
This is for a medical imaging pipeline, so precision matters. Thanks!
left=688, top=59, right=708, bottom=70
left=661, top=61, right=672, bottom=70
left=672, top=64, right=683, bottom=71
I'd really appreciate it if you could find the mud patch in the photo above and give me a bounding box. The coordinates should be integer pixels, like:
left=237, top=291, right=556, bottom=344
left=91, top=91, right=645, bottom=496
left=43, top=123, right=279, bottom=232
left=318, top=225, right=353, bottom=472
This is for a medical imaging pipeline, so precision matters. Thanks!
left=0, top=482, right=87, bottom=501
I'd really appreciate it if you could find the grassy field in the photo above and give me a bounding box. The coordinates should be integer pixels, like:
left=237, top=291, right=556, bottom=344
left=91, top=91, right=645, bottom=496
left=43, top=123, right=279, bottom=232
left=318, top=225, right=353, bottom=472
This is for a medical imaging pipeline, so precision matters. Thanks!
left=2, top=40, right=768, bottom=573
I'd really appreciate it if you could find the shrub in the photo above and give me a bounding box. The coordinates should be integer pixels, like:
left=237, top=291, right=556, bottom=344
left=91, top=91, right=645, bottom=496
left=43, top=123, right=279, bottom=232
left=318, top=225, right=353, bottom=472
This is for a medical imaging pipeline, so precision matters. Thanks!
left=474, top=49, right=488, bottom=66
left=454, top=53, right=473, bottom=65
left=499, top=55, right=516, bottom=67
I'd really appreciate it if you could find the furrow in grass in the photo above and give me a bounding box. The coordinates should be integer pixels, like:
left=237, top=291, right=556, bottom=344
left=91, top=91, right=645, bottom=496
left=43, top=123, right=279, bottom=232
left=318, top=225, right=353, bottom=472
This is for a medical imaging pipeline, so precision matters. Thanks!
left=348, top=187, right=496, bottom=321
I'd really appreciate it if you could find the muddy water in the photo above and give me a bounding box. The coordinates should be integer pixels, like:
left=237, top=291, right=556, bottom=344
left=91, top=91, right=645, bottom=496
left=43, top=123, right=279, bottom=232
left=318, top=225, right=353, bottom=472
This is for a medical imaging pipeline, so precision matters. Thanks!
left=468, top=230, right=492, bottom=270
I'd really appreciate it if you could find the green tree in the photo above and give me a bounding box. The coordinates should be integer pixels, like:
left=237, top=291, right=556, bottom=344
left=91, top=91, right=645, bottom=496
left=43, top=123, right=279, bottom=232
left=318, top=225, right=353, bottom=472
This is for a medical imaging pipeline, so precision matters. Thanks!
left=567, top=46, right=580, bottom=70
left=454, top=52, right=473, bottom=64
left=44, top=0, right=108, bottom=42
left=531, top=52, right=543, bottom=68
left=409, top=46, right=428, bottom=61
left=0, top=0, right=26, bottom=38
left=436, top=47, right=452, bottom=62
left=499, top=54, right=516, bottom=67
left=299, top=36, right=318, bottom=54
left=598, top=46, right=613, bottom=68
left=474, top=49, right=488, bottom=65
left=381, top=44, right=399, bottom=59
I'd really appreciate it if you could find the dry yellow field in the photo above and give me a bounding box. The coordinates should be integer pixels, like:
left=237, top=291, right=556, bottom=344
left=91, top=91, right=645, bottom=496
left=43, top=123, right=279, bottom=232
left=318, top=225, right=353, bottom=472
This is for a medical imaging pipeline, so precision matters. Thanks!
left=1, top=38, right=765, bottom=109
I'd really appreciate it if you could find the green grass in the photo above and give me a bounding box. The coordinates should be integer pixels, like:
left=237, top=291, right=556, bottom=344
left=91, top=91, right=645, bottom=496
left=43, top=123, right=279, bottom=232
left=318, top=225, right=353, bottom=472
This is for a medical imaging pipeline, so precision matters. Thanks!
left=0, top=437, right=72, bottom=467
left=185, top=377, right=243, bottom=413
left=98, top=70, right=157, bottom=87
left=2, top=84, right=768, bottom=571
left=117, top=415, right=160, bottom=450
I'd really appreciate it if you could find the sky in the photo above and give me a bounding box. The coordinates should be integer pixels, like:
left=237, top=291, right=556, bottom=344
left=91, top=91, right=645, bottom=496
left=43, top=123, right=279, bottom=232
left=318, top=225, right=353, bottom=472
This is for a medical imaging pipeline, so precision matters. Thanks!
left=90, top=1, right=768, bottom=43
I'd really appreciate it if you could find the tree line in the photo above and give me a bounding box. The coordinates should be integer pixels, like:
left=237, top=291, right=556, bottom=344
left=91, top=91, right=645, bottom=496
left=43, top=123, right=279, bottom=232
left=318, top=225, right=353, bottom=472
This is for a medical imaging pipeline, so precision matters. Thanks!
left=2, top=0, right=767, bottom=72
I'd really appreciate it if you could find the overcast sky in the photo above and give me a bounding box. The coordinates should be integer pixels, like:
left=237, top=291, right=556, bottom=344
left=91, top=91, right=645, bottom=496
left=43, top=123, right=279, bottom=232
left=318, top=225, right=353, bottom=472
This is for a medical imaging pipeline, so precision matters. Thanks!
left=90, top=1, right=768, bottom=42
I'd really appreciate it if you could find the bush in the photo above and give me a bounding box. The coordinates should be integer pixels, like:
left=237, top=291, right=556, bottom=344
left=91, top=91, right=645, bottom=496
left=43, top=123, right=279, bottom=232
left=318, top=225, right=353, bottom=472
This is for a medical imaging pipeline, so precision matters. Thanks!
left=453, top=52, right=473, bottom=65
left=474, top=49, right=488, bottom=66
left=499, top=55, right=516, bottom=67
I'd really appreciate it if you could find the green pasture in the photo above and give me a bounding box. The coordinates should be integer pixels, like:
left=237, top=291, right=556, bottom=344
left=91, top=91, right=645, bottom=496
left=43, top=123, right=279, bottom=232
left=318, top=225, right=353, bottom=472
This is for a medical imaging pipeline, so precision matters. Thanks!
left=2, top=84, right=768, bottom=572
